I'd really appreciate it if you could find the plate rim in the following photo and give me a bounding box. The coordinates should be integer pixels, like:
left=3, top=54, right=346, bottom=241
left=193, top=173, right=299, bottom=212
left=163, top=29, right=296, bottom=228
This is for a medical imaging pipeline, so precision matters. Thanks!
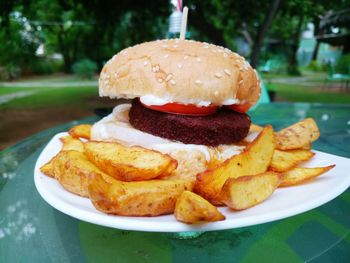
left=34, top=132, right=350, bottom=232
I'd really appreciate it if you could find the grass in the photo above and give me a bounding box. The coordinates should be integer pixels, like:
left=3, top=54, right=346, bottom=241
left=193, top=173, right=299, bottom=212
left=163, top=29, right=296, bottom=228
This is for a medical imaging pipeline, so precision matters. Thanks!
left=1, top=71, right=349, bottom=112
left=266, top=83, right=350, bottom=104
left=0, top=85, right=98, bottom=110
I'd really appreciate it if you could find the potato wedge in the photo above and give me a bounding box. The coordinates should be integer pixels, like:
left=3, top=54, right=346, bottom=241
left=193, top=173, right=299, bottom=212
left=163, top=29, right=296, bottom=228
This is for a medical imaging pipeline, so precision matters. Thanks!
left=40, top=136, right=84, bottom=177
left=40, top=158, right=56, bottom=178
left=194, top=125, right=275, bottom=205
left=269, top=149, right=315, bottom=172
left=52, top=150, right=108, bottom=197
left=174, top=191, right=225, bottom=224
left=280, top=165, right=335, bottom=187
left=60, top=135, right=84, bottom=152
left=88, top=173, right=192, bottom=216
left=221, top=172, right=280, bottom=210
left=249, top=123, right=263, bottom=133
left=84, top=141, right=177, bottom=181
left=68, top=124, right=92, bottom=139
left=275, top=118, right=320, bottom=150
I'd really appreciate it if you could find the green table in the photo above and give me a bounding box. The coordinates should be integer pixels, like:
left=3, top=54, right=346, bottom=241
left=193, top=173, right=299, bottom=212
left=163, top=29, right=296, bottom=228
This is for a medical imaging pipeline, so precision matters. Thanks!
left=1, top=102, right=350, bottom=263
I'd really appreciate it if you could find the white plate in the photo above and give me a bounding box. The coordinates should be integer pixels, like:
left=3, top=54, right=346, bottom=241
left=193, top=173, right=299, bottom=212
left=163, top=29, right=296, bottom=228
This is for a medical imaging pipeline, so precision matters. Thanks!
left=34, top=132, right=350, bottom=232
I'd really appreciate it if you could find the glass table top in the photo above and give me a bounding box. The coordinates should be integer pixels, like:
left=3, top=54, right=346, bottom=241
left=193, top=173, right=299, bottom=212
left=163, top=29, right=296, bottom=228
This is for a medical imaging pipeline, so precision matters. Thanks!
left=1, top=102, right=349, bottom=263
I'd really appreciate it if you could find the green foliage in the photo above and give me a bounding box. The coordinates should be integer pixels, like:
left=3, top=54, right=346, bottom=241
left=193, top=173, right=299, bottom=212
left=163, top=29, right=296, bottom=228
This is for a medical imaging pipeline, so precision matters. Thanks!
left=307, top=60, right=328, bottom=72
left=0, top=11, right=40, bottom=79
left=72, top=59, right=97, bottom=79
left=29, top=58, right=63, bottom=75
left=335, top=54, right=350, bottom=74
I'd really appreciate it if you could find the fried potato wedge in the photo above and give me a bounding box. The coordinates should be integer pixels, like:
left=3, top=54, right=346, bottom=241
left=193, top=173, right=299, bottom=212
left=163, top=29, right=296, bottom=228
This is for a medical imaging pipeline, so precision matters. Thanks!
left=40, top=158, right=56, bottom=178
left=40, top=136, right=84, bottom=177
left=52, top=150, right=108, bottom=197
left=280, top=165, right=335, bottom=187
left=275, top=118, right=320, bottom=150
left=68, top=124, right=92, bottom=139
left=249, top=123, right=263, bottom=133
left=174, top=191, right=225, bottom=224
left=88, top=173, right=192, bottom=216
left=269, top=149, right=315, bottom=172
left=221, top=172, right=280, bottom=210
left=84, top=141, right=177, bottom=181
left=60, top=135, right=84, bottom=152
left=194, top=125, right=275, bottom=205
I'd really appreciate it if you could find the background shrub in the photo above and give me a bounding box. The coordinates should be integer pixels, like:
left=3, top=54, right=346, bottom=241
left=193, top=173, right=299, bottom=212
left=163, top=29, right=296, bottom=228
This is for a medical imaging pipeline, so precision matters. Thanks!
left=72, top=59, right=98, bottom=79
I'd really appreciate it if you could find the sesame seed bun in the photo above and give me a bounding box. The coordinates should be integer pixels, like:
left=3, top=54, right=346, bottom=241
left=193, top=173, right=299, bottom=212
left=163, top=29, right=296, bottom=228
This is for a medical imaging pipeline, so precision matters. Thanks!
left=99, top=39, right=261, bottom=106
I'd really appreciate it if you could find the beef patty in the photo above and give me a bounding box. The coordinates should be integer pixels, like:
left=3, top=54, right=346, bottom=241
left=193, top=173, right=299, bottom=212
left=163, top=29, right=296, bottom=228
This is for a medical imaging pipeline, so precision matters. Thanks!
left=129, top=99, right=251, bottom=146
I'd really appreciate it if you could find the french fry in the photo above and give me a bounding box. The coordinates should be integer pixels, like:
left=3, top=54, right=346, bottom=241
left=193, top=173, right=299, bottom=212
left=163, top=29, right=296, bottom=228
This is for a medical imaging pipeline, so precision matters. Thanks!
left=84, top=141, right=177, bottom=181
left=88, top=173, right=192, bottom=216
left=221, top=172, right=280, bottom=210
left=275, top=118, right=320, bottom=150
left=174, top=191, right=225, bottom=223
left=280, top=165, right=335, bottom=187
left=52, top=150, right=108, bottom=197
left=194, top=126, right=275, bottom=205
left=269, top=149, right=315, bottom=172
left=68, top=124, right=92, bottom=139
left=60, top=135, right=84, bottom=152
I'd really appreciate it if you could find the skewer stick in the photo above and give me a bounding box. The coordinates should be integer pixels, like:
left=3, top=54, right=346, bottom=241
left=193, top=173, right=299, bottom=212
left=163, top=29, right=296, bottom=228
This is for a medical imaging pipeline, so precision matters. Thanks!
left=179, top=6, right=188, bottom=40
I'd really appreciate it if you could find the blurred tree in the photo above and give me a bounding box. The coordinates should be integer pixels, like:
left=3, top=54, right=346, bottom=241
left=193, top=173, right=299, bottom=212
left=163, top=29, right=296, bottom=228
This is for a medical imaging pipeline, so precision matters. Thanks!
left=186, top=0, right=282, bottom=68
left=1, top=0, right=170, bottom=73
left=0, top=5, right=40, bottom=78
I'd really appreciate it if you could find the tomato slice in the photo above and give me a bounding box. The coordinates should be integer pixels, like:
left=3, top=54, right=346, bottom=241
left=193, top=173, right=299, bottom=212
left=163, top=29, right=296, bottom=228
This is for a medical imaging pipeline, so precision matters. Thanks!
left=227, top=103, right=251, bottom=113
left=141, top=101, right=219, bottom=116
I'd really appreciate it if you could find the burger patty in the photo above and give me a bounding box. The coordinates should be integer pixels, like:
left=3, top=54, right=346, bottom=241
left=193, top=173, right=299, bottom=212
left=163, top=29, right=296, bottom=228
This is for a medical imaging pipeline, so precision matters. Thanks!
left=129, top=99, right=251, bottom=146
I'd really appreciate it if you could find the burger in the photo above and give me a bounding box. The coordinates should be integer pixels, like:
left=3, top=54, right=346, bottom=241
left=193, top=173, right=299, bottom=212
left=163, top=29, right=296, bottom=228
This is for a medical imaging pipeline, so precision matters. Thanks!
left=92, top=39, right=261, bottom=179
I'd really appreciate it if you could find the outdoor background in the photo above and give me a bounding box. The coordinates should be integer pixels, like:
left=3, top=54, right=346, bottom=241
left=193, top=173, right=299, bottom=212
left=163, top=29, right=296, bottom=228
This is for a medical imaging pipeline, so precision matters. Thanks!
left=0, top=0, right=350, bottom=150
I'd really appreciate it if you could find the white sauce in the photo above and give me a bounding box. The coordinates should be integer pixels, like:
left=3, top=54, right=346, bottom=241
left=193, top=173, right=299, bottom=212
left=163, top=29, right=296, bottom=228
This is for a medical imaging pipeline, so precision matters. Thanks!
left=139, top=95, right=240, bottom=107
left=91, top=104, right=245, bottom=161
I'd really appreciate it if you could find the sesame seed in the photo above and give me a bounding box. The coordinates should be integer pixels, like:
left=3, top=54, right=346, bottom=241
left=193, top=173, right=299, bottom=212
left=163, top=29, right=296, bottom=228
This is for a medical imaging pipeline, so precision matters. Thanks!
left=152, top=67, right=156, bottom=73
left=165, top=74, right=173, bottom=81
left=173, top=45, right=178, bottom=48
left=224, top=69, right=231, bottom=76
left=162, top=44, right=168, bottom=48
left=214, top=91, right=219, bottom=96
left=170, top=79, right=176, bottom=85
left=143, top=61, right=148, bottom=66
left=195, top=80, right=203, bottom=85
left=175, top=39, right=179, bottom=43
left=163, top=54, right=169, bottom=58
left=239, top=80, right=244, bottom=84
left=157, top=78, right=163, bottom=83
left=212, top=49, right=217, bottom=53
left=177, top=64, right=182, bottom=69
left=197, top=58, right=201, bottom=62
left=114, top=73, right=117, bottom=78
left=203, top=45, right=209, bottom=49
left=223, top=53, right=228, bottom=58
left=184, top=55, right=188, bottom=60
left=215, top=73, right=222, bottom=78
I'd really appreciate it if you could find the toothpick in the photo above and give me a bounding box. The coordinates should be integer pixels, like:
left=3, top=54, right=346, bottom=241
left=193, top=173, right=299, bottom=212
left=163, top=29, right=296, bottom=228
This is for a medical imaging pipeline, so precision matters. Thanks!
left=179, top=6, right=188, bottom=40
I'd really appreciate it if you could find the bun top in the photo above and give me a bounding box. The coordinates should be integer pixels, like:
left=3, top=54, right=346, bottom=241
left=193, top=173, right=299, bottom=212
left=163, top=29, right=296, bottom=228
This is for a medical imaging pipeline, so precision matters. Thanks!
left=99, top=39, right=261, bottom=106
